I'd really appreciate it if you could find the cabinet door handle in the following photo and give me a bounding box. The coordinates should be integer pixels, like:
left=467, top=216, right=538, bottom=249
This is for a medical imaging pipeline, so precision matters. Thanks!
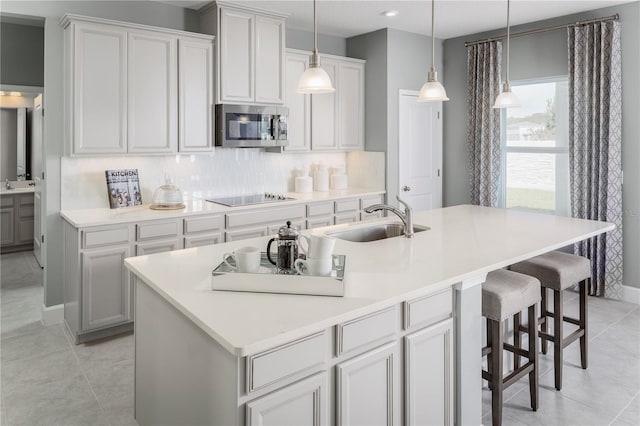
left=402, top=186, right=411, bottom=192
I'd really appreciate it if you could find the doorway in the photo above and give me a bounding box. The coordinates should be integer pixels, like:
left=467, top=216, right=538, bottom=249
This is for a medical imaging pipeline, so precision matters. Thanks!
left=398, top=90, right=443, bottom=211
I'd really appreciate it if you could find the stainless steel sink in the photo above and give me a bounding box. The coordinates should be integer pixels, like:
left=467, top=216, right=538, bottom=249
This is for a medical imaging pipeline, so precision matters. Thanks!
left=326, top=223, right=429, bottom=242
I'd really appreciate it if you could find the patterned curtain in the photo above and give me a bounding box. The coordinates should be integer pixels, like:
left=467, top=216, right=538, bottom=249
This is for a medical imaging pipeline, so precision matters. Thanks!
left=568, top=21, right=623, bottom=298
left=467, top=41, right=502, bottom=207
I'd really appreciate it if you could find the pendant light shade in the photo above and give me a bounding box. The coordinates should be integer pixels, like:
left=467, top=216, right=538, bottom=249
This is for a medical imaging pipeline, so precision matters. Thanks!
left=297, top=0, right=335, bottom=94
left=418, top=0, right=449, bottom=102
left=493, top=0, right=519, bottom=108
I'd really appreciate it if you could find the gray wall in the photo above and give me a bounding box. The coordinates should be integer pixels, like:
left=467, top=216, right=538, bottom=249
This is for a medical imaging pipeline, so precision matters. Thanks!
left=0, top=1, right=199, bottom=308
left=0, top=22, right=44, bottom=86
left=442, top=1, right=640, bottom=289
left=1, top=108, right=18, bottom=180
left=286, top=27, right=347, bottom=56
left=348, top=28, right=443, bottom=205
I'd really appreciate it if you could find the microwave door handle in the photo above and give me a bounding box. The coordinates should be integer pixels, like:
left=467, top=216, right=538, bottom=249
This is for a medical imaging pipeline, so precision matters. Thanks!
left=270, top=117, right=276, bottom=140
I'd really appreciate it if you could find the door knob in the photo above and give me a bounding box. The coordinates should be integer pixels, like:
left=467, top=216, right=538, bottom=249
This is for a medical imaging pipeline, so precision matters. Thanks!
left=402, top=185, right=411, bottom=192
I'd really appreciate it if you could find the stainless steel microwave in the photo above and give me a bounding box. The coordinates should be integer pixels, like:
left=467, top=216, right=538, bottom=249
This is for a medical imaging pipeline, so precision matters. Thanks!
left=215, top=104, right=288, bottom=148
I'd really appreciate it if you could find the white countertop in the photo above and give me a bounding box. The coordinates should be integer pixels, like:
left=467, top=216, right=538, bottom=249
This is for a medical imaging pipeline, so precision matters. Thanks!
left=124, top=205, right=614, bottom=357
left=60, top=187, right=384, bottom=228
left=0, top=187, right=35, bottom=195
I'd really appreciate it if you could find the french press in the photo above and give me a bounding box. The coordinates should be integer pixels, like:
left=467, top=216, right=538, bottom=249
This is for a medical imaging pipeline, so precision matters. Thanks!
left=266, top=221, right=303, bottom=274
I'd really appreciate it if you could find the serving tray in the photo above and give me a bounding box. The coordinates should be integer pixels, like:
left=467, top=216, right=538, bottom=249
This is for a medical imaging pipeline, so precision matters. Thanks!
left=211, top=253, right=345, bottom=297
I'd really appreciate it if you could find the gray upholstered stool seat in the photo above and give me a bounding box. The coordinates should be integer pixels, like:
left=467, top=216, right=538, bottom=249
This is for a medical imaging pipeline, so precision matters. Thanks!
left=482, top=269, right=541, bottom=321
left=482, top=269, right=541, bottom=426
left=510, top=251, right=592, bottom=391
left=510, top=251, right=591, bottom=291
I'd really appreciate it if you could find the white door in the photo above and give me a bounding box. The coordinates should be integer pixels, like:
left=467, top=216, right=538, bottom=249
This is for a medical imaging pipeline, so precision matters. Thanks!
left=32, top=94, right=44, bottom=268
left=398, top=90, right=442, bottom=211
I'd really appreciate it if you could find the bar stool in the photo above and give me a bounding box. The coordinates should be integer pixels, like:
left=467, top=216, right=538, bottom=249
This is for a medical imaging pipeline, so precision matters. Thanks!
left=511, top=251, right=591, bottom=391
left=482, top=269, right=541, bottom=426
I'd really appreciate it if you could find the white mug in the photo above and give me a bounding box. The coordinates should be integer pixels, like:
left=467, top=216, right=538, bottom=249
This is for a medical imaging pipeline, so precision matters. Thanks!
left=299, top=234, right=336, bottom=259
left=294, top=257, right=333, bottom=277
left=223, top=246, right=261, bottom=273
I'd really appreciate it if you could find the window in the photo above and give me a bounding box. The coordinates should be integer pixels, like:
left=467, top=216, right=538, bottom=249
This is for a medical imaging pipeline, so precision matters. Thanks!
left=501, top=77, right=570, bottom=216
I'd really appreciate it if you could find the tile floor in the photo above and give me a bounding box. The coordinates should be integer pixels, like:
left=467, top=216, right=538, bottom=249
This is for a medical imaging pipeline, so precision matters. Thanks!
left=1, top=251, right=639, bottom=426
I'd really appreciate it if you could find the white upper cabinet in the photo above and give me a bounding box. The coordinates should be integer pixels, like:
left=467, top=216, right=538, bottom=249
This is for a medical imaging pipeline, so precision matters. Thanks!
left=127, top=31, right=178, bottom=153
left=255, top=15, right=285, bottom=104
left=201, top=3, right=286, bottom=105
left=284, top=51, right=310, bottom=152
left=179, top=39, right=214, bottom=152
left=218, top=8, right=254, bottom=103
left=61, top=15, right=214, bottom=156
left=311, top=57, right=340, bottom=151
left=286, top=49, right=365, bottom=153
left=69, top=23, right=127, bottom=155
left=338, top=61, right=365, bottom=151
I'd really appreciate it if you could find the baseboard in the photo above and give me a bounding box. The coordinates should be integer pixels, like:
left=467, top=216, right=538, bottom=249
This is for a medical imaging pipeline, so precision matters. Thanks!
left=621, top=285, right=640, bottom=305
left=41, top=303, right=64, bottom=326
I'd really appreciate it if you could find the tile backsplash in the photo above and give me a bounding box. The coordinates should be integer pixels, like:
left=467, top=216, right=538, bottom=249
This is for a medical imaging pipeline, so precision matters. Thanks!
left=61, top=150, right=385, bottom=210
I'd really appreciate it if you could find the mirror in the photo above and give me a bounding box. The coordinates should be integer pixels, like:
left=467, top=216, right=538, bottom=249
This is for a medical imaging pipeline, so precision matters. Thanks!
left=0, top=88, right=41, bottom=182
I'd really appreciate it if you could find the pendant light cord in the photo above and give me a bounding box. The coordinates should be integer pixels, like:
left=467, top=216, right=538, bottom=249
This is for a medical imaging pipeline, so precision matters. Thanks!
left=313, top=0, right=318, bottom=55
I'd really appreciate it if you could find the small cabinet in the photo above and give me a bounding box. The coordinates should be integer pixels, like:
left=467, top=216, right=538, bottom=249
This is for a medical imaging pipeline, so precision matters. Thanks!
left=1, top=193, right=35, bottom=251
left=246, top=373, right=328, bottom=426
left=310, top=58, right=339, bottom=151
left=178, top=38, right=214, bottom=152
left=127, top=31, right=177, bottom=153
left=404, top=319, right=454, bottom=426
left=284, top=51, right=310, bottom=152
left=336, top=341, right=401, bottom=425
left=0, top=207, right=15, bottom=246
left=81, top=245, right=132, bottom=331
left=338, top=61, right=365, bottom=150
left=211, top=4, right=286, bottom=105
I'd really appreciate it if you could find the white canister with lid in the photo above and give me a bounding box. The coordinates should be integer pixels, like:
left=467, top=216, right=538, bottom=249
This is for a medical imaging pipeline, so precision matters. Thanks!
left=295, top=165, right=313, bottom=193
left=330, top=165, right=348, bottom=190
left=313, top=163, right=329, bottom=192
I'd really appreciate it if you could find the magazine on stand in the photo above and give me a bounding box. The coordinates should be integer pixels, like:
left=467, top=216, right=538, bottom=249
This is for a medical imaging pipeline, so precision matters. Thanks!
left=105, top=169, right=143, bottom=209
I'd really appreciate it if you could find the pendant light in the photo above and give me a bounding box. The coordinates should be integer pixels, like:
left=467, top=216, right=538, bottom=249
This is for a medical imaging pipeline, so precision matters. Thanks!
left=418, top=0, right=449, bottom=102
left=297, top=0, right=335, bottom=94
left=493, top=0, right=520, bottom=108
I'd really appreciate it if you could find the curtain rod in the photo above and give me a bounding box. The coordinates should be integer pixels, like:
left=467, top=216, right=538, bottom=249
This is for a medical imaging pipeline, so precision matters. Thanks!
left=464, top=14, right=619, bottom=47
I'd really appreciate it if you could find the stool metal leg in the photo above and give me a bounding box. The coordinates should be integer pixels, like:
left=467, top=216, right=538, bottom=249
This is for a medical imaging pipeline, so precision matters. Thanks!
left=580, top=279, right=588, bottom=369
left=491, top=319, right=504, bottom=426
left=528, top=304, right=539, bottom=411
left=553, top=289, right=564, bottom=390
left=540, top=288, right=548, bottom=354
left=514, top=312, right=521, bottom=370
left=487, top=318, right=493, bottom=390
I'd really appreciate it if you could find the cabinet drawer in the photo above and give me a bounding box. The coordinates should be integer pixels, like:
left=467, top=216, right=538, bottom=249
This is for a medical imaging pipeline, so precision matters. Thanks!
left=360, top=195, right=384, bottom=210
left=334, top=212, right=359, bottom=225
left=247, top=332, right=327, bottom=393
left=136, top=238, right=180, bottom=256
left=184, top=233, right=222, bottom=248
left=267, top=219, right=305, bottom=234
left=307, top=217, right=332, bottom=229
left=136, top=221, right=178, bottom=241
left=334, top=198, right=359, bottom=213
left=336, top=306, right=398, bottom=356
left=307, top=202, right=333, bottom=218
left=226, top=205, right=305, bottom=229
left=404, top=288, right=453, bottom=331
left=82, top=226, right=130, bottom=249
left=184, top=215, right=222, bottom=235
left=225, top=227, right=268, bottom=242
left=0, top=196, right=14, bottom=208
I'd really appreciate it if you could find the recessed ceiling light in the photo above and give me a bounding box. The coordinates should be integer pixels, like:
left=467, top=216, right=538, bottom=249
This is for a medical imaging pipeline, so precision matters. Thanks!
left=382, top=10, right=399, bottom=17
left=9, top=92, right=22, bottom=97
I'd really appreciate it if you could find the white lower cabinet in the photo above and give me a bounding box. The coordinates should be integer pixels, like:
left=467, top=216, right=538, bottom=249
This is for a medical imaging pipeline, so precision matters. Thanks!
left=246, top=373, right=328, bottom=426
left=405, top=319, right=454, bottom=426
left=136, top=238, right=180, bottom=256
left=225, top=227, right=269, bottom=242
left=336, top=341, right=401, bottom=425
left=81, top=245, right=132, bottom=331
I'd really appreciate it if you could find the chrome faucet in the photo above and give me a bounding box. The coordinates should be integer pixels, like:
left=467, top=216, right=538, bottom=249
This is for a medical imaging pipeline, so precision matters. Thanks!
left=5, top=179, right=12, bottom=190
left=364, top=195, right=414, bottom=238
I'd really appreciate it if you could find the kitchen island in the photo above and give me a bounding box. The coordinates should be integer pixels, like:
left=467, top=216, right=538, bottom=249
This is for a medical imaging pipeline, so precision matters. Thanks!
left=125, top=205, right=613, bottom=426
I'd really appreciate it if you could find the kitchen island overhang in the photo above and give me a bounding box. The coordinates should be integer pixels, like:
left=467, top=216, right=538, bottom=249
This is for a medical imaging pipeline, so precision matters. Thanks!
left=125, top=204, right=614, bottom=425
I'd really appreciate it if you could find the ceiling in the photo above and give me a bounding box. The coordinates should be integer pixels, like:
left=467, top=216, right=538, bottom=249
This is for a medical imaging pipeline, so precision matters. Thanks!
left=159, top=0, right=636, bottom=39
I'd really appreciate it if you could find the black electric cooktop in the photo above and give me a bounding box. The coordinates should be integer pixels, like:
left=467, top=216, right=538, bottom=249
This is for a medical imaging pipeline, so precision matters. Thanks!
left=206, top=193, right=295, bottom=207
